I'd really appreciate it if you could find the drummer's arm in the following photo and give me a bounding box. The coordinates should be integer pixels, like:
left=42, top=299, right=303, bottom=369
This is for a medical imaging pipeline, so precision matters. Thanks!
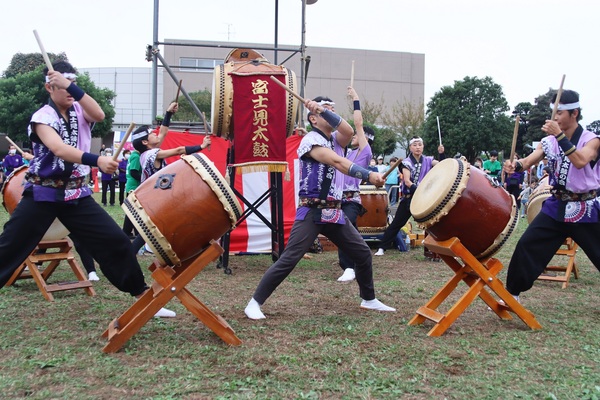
left=349, top=87, right=368, bottom=151
left=401, top=165, right=417, bottom=193
left=432, top=145, right=445, bottom=165
left=157, top=102, right=178, bottom=147
left=565, top=137, right=600, bottom=168
left=308, top=145, right=383, bottom=186
left=504, top=143, right=545, bottom=175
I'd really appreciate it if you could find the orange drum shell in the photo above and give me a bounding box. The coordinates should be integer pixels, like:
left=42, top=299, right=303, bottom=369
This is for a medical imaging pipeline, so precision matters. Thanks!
left=128, top=158, right=234, bottom=264
left=423, top=165, right=516, bottom=259
left=356, top=186, right=389, bottom=233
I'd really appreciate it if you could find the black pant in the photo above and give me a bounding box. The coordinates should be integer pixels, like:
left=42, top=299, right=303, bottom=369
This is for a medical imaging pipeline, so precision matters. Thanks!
left=376, top=198, right=412, bottom=250
left=118, top=180, right=126, bottom=205
left=338, top=202, right=363, bottom=271
left=101, top=179, right=116, bottom=205
left=506, top=211, right=600, bottom=295
left=0, top=191, right=147, bottom=296
left=253, top=208, right=376, bottom=304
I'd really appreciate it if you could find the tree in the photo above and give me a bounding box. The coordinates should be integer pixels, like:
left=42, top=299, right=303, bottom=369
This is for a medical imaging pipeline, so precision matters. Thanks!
left=0, top=54, right=115, bottom=142
left=512, top=102, right=533, bottom=156
left=382, top=100, right=425, bottom=155
left=586, top=120, right=600, bottom=134
left=171, top=89, right=212, bottom=123
left=423, top=76, right=512, bottom=162
left=3, top=52, right=69, bottom=78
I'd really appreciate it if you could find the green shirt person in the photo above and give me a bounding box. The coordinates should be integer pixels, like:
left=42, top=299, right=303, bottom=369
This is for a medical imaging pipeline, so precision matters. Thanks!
left=483, top=150, right=502, bottom=179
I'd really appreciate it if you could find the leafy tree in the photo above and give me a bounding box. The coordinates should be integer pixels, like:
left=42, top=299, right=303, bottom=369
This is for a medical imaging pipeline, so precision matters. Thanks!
left=382, top=100, right=425, bottom=155
left=3, top=52, right=69, bottom=78
left=371, top=125, right=398, bottom=157
left=511, top=102, right=533, bottom=156
left=0, top=55, right=115, bottom=143
left=586, top=120, right=600, bottom=134
left=524, top=90, right=553, bottom=146
left=172, top=89, right=212, bottom=123
left=423, top=76, right=512, bottom=162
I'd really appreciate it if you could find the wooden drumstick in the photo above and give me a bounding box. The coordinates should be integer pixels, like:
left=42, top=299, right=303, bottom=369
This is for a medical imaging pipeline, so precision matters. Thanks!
left=200, top=111, right=212, bottom=151
left=4, top=136, right=25, bottom=155
left=509, top=115, right=520, bottom=162
left=33, top=30, right=53, bottom=71
left=350, top=60, right=355, bottom=88
left=436, top=116, right=442, bottom=146
left=112, top=122, right=135, bottom=161
left=270, top=75, right=305, bottom=104
left=381, top=157, right=403, bottom=181
left=550, top=74, right=566, bottom=120
left=175, top=79, right=182, bottom=102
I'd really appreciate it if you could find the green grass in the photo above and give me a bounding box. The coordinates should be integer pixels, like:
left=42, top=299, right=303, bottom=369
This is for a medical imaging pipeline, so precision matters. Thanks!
left=0, top=193, right=599, bottom=399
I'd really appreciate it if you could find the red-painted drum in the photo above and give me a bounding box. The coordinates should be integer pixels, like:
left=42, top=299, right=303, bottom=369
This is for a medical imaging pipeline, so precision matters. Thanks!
left=356, top=185, right=389, bottom=234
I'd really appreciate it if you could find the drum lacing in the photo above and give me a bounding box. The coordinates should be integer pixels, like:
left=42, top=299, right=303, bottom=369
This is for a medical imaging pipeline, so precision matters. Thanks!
left=123, top=198, right=175, bottom=266
left=191, top=153, right=242, bottom=222
left=414, top=159, right=464, bottom=224
left=285, top=67, right=295, bottom=135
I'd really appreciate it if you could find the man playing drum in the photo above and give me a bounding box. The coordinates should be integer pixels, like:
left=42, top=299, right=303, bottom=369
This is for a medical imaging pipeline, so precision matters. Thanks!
left=336, top=87, right=374, bottom=282
left=0, top=61, right=174, bottom=317
left=374, top=137, right=445, bottom=256
left=503, top=90, right=600, bottom=302
left=244, top=96, right=396, bottom=320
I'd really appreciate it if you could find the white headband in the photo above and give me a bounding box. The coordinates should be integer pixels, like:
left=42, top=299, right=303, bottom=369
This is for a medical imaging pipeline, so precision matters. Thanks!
left=409, top=137, right=423, bottom=145
left=550, top=101, right=580, bottom=111
left=317, top=100, right=335, bottom=107
left=45, top=72, right=77, bottom=83
left=131, top=129, right=152, bottom=141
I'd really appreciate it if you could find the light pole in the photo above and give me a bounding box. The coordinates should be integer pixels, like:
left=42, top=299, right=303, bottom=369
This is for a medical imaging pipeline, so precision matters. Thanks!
left=298, top=0, right=318, bottom=127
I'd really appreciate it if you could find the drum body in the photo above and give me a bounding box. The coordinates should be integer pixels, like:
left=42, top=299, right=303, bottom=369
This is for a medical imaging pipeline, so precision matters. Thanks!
left=123, top=153, right=243, bottom=266
left=211, top=48, right=299, bottom=139
left=410, top=158, right=518, bottom=259
left=526, top=189, right=552, bottom=224
left=1, top=166, right=70, bottom=241
left=356, top=185, right=389, bottom=234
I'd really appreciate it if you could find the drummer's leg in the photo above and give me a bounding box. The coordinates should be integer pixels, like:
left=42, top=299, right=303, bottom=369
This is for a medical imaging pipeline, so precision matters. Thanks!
left=375, top=199, right=411, bottom=254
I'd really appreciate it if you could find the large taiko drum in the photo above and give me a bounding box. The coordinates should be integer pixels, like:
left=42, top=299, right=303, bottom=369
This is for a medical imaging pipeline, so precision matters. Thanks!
left=526, top=189, right=552, bottom=224
left=356, top=185, right=389, bottom=234
left=123, top=153, right=243, bottom=266
left=1, top=166, right=70, bottom=241
left=211, top=48, right=299, bottom=139
left=410, top=158, right=519, bottom=259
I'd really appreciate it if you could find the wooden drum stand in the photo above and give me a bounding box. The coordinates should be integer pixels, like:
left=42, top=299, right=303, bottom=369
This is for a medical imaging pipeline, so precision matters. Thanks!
left=408, top=235, right=542, bottom=336
left=102, top=241, right=241, bottom=353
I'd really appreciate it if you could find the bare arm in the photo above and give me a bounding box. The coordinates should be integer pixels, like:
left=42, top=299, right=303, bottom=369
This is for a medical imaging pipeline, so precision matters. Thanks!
left=308, top=145, right=385, bottom=186
left=157, top=102, right=179, bottom=147
left=47, top=71, right=105, bottom=123
left=348, top=86, right=368, bottom=150
left=431, top=145, right=445, bottom=166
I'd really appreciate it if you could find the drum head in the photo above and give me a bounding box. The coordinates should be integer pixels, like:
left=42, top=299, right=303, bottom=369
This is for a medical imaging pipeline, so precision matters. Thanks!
left=527, top=190, right=551, bottom=223
left=225, top=48, right=267, bottom=63
left=410, top=158, right=470, bottom=228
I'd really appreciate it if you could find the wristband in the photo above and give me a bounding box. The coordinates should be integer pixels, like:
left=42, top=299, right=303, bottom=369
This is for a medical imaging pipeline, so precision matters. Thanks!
left=514, top=160, right=523, bottom=172
left=353, top=100, right=361, bottom=111
left=66, top=82, right=85, bottom=101
left=348, top=163, right=371, bottom=180
left=320, top=109, right=343, bottom=129
left=81, top=152, right=99, bottom=167
left=162, top=111, right=173, bottom=127
left=185, top=145, right=203, bottom=155
left=438, top=152, right=446, bottom=161
left=556, top=134, right=576, bottom=156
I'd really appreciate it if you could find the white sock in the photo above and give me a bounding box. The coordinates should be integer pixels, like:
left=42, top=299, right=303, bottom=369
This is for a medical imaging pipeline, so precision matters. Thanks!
left=244, top=298, right=266, bottom=320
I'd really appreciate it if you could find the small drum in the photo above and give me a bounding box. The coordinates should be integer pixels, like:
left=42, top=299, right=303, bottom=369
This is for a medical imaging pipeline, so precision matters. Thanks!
left=410, top=158, right=519, bottom=259
left=356, top=185, right=389, bottom=234
left=123, top=153, right=243, bottom=266
left=526, top=189, right=552, bottom=224
left=211, top=48, right=299, bottom=139
left=1, top=166, right=70, bottom=241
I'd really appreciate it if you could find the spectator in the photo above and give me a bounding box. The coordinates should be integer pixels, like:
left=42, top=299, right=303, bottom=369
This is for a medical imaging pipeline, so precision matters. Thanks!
left=100, top=148, right=116, bottom=207
left=483, top=150, right=502, bottom=180
left=3, top=145, right=24, bottom=177
left=118, top=149, right=129, bottom=205
left=384, top=157, right=399, bottom=206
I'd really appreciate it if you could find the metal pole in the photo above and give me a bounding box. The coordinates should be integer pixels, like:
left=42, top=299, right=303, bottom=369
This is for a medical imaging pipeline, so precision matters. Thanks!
left=298, top=0, right=307, bottom=128
left=274, top=0, right=279, bottom=65
left=152, top=0, right=159, bottom=125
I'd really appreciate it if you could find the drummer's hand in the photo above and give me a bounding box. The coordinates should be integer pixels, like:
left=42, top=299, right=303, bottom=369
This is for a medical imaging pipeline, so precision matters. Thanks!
left=201, top=135, right=212, bottom=149
left=368, top=171, right=385, bottom=187
left=438, top=145, right=445, bottom=154
left=98, top=156, right=118, bottom=174
left=503, top=159, right=515, bottom=174
left=23, top=152, right=34, bottom=161
left=46, top=70, right=73, bottom=90
left=541, top=119, right=561, bottom=136
left=347, top=86, right=358, bottom=100
left=304, top=100, right=324, bottom=115
left=167, top=102, right=179, bottom=113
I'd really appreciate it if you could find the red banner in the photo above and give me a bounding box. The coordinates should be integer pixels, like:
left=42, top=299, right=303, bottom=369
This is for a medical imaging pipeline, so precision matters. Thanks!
left=230, top=73, right=288, bottom=173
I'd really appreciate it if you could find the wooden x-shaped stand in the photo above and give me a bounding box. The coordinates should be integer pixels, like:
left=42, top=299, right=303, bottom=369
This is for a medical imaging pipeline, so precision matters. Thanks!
left=408, top=235, right=542, bottom=336
left=102, top=241, right=242, bottom=353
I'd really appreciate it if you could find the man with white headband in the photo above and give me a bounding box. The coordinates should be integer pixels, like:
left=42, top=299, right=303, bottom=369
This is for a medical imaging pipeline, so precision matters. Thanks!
left=244, top=95, right=396, bottom=320
left=503, top=89, right=600, bottom=304
left=0, top=61, right=175, bottom=317
left=374, top=136, right=445, bottom=256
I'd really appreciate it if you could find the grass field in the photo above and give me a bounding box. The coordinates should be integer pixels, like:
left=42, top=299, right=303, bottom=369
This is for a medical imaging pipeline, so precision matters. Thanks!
left=0, top=193, right=599, bottom=399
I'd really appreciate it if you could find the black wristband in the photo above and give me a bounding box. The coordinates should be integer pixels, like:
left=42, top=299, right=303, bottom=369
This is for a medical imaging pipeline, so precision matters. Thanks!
left=515, top=160, right=523, bottom=172
left=438, top=152, right=446, bottom=161
left=185, top=145, right=203, bottom=155
left=353, top=100, right=360, bottom=111
left=81, top=152, right=99, bottom=167
left=556, top=134, right=576, bottom=156
left=162, top=111, right=173, bottom=127
left=320, top=109, right=343, bottom=129
left=66, top=82, right=85, bottom=101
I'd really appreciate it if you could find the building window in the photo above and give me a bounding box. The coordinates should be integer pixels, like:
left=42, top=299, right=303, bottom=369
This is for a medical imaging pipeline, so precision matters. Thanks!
left=179, top=58, right=220, bottom=72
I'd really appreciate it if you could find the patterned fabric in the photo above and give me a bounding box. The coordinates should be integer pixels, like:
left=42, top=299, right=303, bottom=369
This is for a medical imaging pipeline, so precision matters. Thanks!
left=540, top=126, right=600, bottom=222
left=26, top=102, right=93, bottom=202
left=140, top=148, right=164, bottom=183
left=400, top=154, right=435, bottom=196
left=341, top=143, right=372, bottom=204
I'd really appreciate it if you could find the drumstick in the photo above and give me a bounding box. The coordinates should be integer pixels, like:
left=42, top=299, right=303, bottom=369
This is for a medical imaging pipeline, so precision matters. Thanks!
left=4, top=137, right=25, bottom=155
left=112, top=122, right=135, bottom=162
left=33, top=30, right=53, bottom=71
left=350, top=60, right=355, bottom=87
left=381, top=157, right=403, bottom=181
left=436, top=116, right=442, bottom=146
left=175, top=79, right=182, bottom=102
left=550, top=74, right=566, bottom=120
left=200, top=111, right=212, bottom=151
left=509, top=115, right=520, bottom=162
left=270, top=75, right=305, bottom=104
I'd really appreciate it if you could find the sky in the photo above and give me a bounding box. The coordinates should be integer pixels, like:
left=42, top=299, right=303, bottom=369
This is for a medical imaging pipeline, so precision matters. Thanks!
left=2, top=0, right=599, bottom=126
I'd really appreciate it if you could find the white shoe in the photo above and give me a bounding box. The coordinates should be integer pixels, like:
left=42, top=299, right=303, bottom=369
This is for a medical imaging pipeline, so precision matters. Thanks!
left=88, top=271, right=100, bottom=281
left=374, top=248, right=385, bottom=256
left=360, top=298, right=396, bottom=312
left=244, top=298, right=266, bottom=320
left=337, top=268, right=356, bottom=282
left=154, top=307, right=176, bottom=318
